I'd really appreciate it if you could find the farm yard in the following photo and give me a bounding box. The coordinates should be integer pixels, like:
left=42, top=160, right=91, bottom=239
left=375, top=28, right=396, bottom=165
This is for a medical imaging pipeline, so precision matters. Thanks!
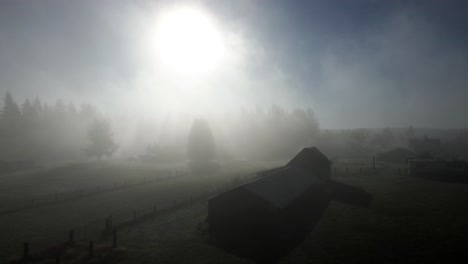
left=116, top=164, right=468, bottom=264
left=0, top=160, right=282, bottom=262
left=0, top=161, right=183, bottom=213
left=3, top=0, right=468, bottom=263
left=2, top=159, right=468, bottom=263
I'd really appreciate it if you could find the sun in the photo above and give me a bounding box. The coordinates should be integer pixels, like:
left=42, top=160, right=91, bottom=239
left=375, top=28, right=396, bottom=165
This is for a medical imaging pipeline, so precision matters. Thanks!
left=154, top=6, right=225, bottom=76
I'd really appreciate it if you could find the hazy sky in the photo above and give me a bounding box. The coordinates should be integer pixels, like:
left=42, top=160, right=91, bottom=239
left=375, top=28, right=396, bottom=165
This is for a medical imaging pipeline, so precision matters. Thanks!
left=1, top=0, right=468, bottom=129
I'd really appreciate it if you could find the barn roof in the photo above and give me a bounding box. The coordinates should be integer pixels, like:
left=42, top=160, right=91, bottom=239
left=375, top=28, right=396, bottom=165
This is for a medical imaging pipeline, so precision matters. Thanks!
left=243, top=166, right=322, bottom=208
left=287, top=147, right=331, bottom=169
left=209, top=147, right=331, bottom=208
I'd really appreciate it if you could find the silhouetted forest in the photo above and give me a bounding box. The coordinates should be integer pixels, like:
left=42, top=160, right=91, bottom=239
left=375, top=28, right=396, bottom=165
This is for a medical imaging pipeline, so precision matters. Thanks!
left=221, top=108, right=468, bottom=160
left=0, top=92, right=104, bottom=162
left=2, top=92, right=468, bottom=164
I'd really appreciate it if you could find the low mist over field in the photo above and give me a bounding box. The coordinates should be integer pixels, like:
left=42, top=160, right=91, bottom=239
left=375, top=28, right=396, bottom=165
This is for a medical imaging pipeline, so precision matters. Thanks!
left=1, top=1, right=468, bottom=263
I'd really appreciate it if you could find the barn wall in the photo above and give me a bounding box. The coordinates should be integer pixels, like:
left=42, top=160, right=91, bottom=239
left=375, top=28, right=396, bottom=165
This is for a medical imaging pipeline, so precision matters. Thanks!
left=317, top=166, right=331, bottom=179
left=280, top=184, right=331, bottom=238
left=207, top=185, right=330, bottom=263
left=208, top=187, right=277, bottom=242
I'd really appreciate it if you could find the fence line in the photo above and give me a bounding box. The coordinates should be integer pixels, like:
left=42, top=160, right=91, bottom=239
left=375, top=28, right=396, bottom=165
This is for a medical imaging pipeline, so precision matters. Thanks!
left=4, top=166, right=408, bottom=262
left=331, top=165, right=408, bottom=176
left=0, top=170, right=188, bottom=216
left=3, top=170, right=257, bottom=262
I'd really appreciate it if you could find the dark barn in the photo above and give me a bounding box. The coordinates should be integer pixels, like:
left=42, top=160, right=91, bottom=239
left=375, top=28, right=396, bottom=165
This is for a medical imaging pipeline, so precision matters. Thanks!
left=207, top=147, right=372, bottom=263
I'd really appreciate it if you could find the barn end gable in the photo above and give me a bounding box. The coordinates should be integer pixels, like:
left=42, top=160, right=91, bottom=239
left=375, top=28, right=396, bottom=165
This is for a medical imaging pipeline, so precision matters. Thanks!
left=287, top=147, right=332, bottom=179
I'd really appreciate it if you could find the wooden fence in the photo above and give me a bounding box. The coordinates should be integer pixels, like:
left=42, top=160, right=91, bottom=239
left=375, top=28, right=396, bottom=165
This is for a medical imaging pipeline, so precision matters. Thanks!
left=4, top=166, right=409, bottom=262
left=3, top=171, right=254, bottom=262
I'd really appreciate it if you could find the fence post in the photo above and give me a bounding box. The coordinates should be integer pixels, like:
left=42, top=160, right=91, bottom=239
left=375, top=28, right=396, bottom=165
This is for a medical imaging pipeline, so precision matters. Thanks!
left=23, top=242, right=29, bottom=259
left=89, top=241, right=94, bottom=258
left=113, top=229, right=117, bottom=248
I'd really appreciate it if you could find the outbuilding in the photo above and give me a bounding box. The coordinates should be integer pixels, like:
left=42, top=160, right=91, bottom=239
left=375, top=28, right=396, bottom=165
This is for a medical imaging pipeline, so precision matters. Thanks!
left=207, top=147, right=372, bottom=263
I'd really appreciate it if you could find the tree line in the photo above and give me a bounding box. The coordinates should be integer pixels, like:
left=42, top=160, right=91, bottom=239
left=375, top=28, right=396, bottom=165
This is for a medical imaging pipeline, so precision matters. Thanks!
left=228, top=105, right=320, bottom=160
left=226, top=106, right=410, bottom=160
left=3, top=90, right=466, bottom=164
left=146, top=105, right=412, bottom=162
left=0, top=92, right=116, bottom=162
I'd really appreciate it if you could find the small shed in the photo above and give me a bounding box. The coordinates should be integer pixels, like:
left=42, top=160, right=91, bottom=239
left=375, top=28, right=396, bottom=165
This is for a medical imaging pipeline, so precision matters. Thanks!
left=206, top=147, right=371, bottom=263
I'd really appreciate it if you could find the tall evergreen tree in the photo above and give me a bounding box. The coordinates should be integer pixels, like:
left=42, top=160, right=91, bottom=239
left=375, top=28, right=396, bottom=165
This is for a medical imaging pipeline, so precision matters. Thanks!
left=2, top=92, right=22, bottom=124
left=187, top=118, right=216, bottom=163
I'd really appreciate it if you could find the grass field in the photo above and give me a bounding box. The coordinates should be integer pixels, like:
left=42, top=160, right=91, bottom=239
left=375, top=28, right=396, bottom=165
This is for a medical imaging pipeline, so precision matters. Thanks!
left=0, top=160, right=282, bottom=262
left=3, top=160, right=468, bottom=263
left=115, top=167, right=468, bottom=264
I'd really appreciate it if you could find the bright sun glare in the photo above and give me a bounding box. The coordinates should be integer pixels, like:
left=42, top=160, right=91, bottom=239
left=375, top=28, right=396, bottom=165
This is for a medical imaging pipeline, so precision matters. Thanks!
left=155, top=6, right=225, bottom=76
